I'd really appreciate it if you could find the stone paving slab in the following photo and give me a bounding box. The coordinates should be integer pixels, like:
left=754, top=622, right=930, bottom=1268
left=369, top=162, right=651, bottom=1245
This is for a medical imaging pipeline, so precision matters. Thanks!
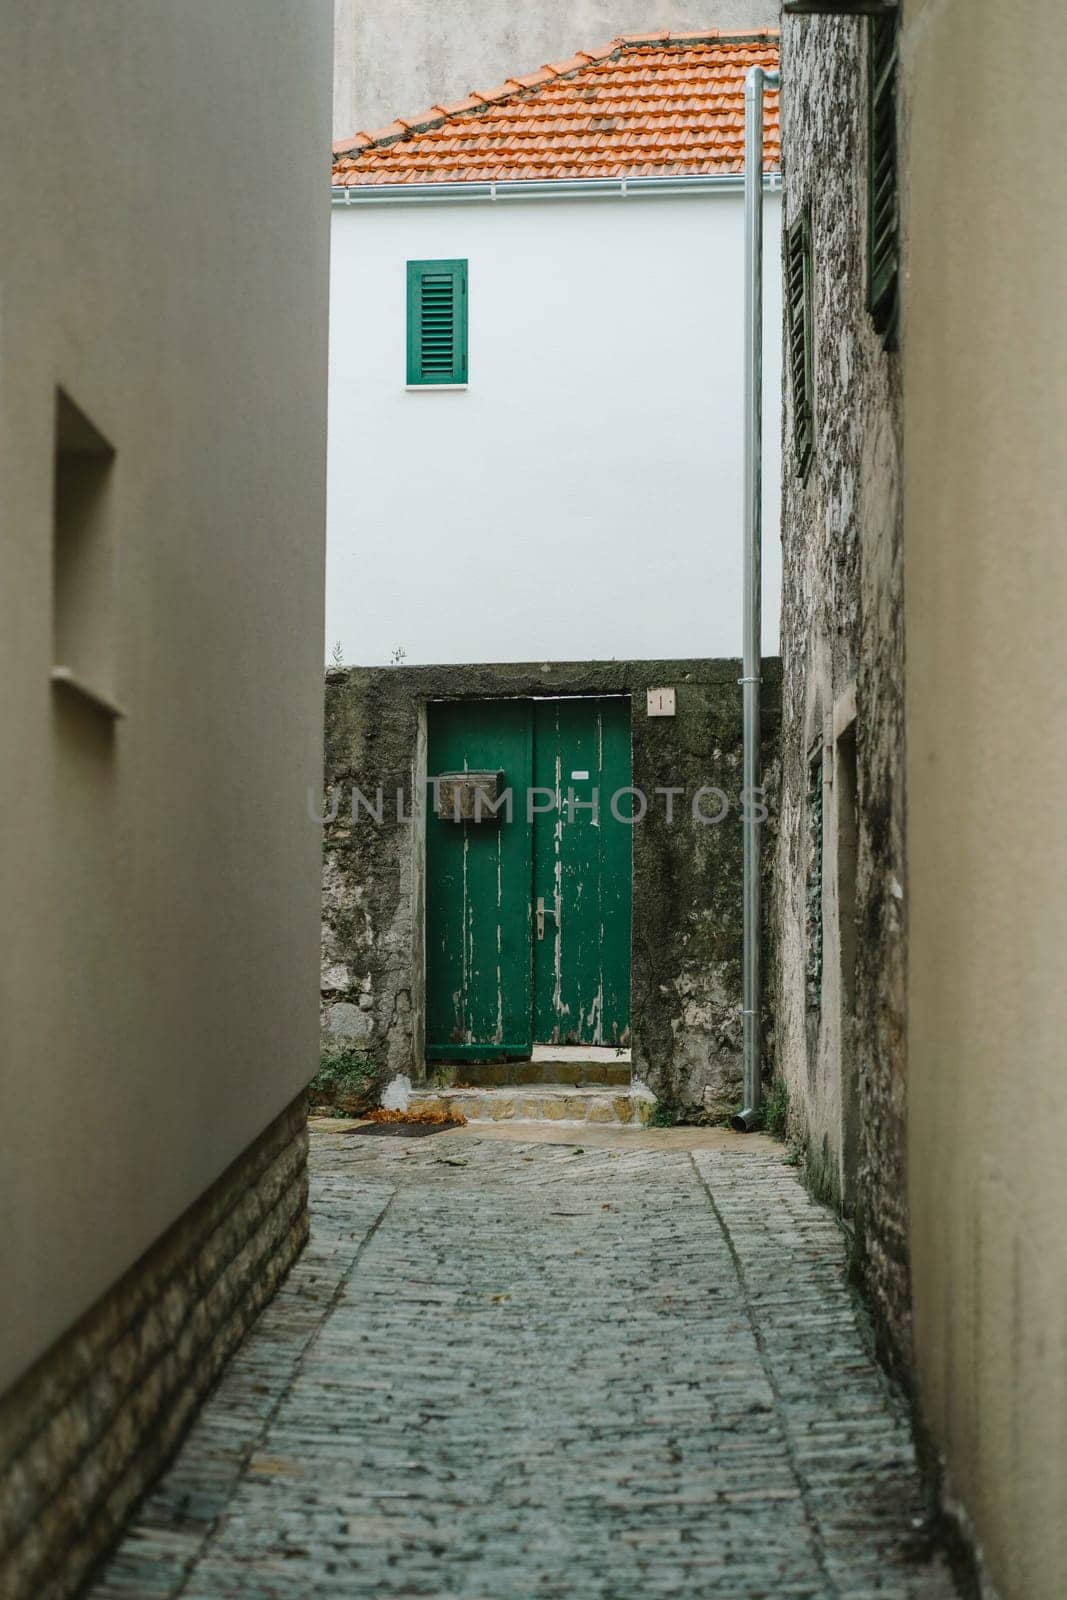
left=86, top=1129, right=959, bottom=1600
left=407, top=1085, right=655, bottom=1126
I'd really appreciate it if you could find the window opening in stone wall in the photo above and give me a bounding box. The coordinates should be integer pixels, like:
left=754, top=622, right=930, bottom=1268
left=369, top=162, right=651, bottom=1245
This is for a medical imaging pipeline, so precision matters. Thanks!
left=868, top=12, right=899, bottom=344
left=787, top=211, right=815, bottom=478
left=806, top=744, right=824, bottom=1014
left=836, top=721, right=860, bottom=1201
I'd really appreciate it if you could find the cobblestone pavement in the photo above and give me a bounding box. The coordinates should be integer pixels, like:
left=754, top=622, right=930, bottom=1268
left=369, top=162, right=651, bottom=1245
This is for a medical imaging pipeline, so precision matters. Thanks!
left=88, top=1126, right=959, bottom=1600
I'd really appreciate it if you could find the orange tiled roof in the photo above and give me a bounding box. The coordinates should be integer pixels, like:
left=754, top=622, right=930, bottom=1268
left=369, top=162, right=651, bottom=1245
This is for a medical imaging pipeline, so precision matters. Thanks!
left=333, top=31, right=779, bottom=187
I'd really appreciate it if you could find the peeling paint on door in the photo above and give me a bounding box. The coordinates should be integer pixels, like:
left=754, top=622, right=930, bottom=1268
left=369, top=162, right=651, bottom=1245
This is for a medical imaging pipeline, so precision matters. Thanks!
left=425, top=696, right=631, bottom=1060
left=533, top=697, right=631, bottom=1047
left=425, top=700, right=533, bottom=1060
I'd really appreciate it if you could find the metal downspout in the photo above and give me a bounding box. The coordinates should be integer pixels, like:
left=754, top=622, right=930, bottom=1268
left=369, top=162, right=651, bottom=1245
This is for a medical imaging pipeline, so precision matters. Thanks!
left=734, top=64, right=780, bottom=1134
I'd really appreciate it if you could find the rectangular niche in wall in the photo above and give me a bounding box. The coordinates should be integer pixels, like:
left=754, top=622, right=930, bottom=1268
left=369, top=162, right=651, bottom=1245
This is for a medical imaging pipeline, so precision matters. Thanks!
left=51, top=389, right=123, bottom=718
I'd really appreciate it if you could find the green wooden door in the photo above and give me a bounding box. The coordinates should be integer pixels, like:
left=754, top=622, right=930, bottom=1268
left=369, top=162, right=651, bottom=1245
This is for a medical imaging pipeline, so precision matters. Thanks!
left=533, top=697, right=632, bottom=1046
left=425, top=700, right=533, bottom=1060
left=425, top=697, right=631, bottom=1060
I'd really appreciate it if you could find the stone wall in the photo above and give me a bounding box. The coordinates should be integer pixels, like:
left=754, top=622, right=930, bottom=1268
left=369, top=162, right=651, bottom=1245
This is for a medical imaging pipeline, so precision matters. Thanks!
left=773, top=14, right=910, bottom=1377
left=321, top=661, right=780, bottom=1115
left=0, top=1096, right=309, bottom=1600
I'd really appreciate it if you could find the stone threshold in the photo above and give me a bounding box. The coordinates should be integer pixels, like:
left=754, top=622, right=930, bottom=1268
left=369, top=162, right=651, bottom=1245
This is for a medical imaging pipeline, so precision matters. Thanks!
left=409, top=1084, right=655, bottom=1127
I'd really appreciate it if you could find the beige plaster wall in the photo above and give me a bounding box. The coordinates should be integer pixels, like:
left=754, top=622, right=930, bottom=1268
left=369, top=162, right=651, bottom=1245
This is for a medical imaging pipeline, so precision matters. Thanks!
left=333, top=0, right=778, bottom=140
left=0, top=1, right=331, bottom=1392
left=903, top=4, right=1067, bottom=1595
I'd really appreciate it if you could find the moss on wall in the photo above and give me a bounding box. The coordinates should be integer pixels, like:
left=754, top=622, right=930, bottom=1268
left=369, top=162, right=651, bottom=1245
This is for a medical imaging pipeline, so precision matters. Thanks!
left=775, top=11, right=911, bottom=1382
left=321, top=660, right=780, bottom=1112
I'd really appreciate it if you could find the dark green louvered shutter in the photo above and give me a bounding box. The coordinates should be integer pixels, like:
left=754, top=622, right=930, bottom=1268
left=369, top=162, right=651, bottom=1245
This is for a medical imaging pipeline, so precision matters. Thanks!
left=407, top=260, right=468, bottom=385
left=868, top=15, right=899, bottom=341
left=787, top=213, right=815, bottom=480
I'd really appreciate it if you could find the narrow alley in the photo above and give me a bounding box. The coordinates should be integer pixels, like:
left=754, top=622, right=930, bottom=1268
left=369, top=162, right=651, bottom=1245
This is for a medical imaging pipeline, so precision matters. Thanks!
left=89, top=1125, right=958, bottom=1600
left=4, top=8, right=1065, bottom=1598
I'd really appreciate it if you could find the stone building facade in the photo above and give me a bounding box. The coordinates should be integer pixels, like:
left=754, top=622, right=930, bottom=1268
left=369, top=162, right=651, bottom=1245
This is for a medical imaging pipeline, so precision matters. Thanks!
left=772, top=11, right=909, bottom=1377
left=321, top=661, right=780, bottom=1117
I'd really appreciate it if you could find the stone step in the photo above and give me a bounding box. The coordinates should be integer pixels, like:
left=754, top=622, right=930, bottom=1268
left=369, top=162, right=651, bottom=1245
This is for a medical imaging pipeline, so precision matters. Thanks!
left=435, top=1059, right=631, bottom=1089
left=408, top=1084, right=655, bottom=1127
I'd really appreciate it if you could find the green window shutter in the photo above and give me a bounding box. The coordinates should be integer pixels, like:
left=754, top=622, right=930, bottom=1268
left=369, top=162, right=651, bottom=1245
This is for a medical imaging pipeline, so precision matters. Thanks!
left=868, top=14, right=899, bottom=342
left=786, top=212, right=815, bottom=480
left=406, top=259, right=468, bottom=385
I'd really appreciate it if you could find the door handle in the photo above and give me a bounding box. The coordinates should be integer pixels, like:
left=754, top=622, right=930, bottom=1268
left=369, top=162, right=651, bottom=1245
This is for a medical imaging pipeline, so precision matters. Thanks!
left=535, top=897, right=558, bottom=941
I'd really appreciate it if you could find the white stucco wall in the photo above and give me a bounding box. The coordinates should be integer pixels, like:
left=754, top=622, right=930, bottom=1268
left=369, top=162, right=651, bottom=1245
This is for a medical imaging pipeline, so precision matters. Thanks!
left=327, top=192, right=782, bottom=665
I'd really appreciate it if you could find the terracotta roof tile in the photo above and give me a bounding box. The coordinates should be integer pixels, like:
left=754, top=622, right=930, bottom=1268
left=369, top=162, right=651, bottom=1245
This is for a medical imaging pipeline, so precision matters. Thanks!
left=545, top=52, right=598, bottom=76
left=333, top=32, right=779, bottom=187
left=476, top=78, right=525, bottom=103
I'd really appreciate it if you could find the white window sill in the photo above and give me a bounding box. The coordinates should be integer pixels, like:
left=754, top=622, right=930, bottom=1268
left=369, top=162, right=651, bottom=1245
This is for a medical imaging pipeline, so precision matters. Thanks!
left=405, top=384, right=469, bottom=392
left=51, top=666, right=126, bottom=720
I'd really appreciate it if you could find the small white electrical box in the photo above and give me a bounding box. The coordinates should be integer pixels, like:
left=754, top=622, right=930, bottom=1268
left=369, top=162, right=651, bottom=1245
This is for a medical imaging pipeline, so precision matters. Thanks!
left=646, top=687, right=676, bottom=718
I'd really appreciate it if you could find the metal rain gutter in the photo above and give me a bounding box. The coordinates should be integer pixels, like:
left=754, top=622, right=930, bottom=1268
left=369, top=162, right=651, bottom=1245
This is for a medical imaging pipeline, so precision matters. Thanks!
left=331, top=173, right=781, bottom=206
left=733, top=63, right=780, bottom=1134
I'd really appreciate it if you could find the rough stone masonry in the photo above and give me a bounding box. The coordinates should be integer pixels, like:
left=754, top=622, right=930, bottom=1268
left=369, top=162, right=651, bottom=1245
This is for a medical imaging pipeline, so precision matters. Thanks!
left=320, top=660, right=781, bottom=1117
left=0, top=1097, right=309, bottom=1600
left=773, top=10, right=910, bottom=1379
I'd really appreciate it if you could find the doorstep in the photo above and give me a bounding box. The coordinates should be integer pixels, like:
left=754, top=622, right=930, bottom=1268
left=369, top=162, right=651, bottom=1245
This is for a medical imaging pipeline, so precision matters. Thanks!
left=408, top=1084, right=655, bottom=1127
